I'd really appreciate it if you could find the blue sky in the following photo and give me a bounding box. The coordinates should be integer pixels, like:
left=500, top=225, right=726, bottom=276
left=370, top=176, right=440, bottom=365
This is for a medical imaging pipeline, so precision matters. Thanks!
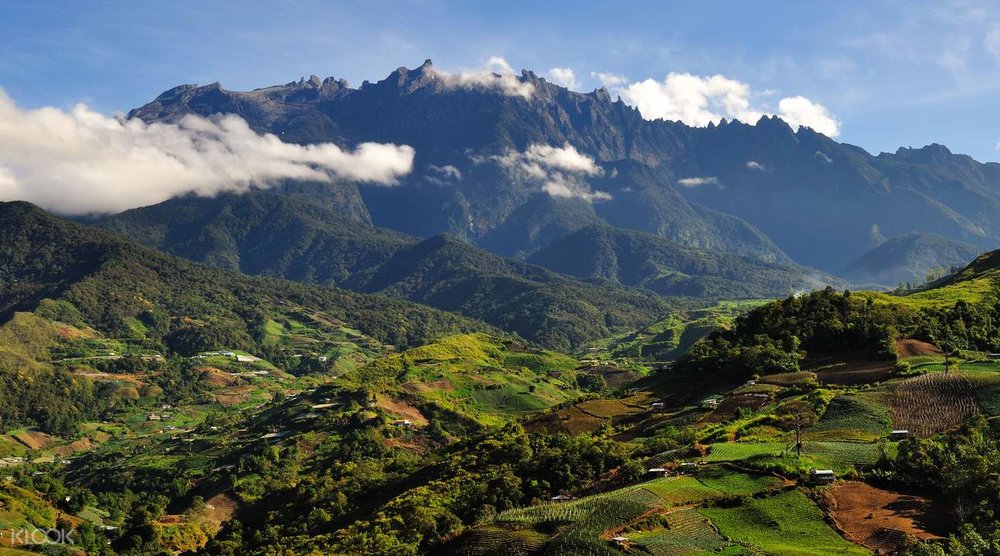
left=3, top=0, right=1000, bottom=161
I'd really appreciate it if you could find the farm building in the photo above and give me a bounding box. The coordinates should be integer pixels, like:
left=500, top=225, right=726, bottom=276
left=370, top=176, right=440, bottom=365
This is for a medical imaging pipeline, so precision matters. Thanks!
left=610, top=536, right=629, bottom=547
left=809, top=469, right=836, bottom=485
left=650, top=402, right=666, bottom=410
left=700, top=397, right=722, bottom=409
left=392, top=419, right=414, bottom=427
left=646, top=467, right=670, bottom=477
left=889, top=429, right=910, bottom=440
left=551, top=494, right=574, bottom=502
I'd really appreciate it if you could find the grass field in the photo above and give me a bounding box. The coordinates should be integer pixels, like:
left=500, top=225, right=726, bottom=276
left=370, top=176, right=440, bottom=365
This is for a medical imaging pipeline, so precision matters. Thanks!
left=702, top=490, right=871, bottom=556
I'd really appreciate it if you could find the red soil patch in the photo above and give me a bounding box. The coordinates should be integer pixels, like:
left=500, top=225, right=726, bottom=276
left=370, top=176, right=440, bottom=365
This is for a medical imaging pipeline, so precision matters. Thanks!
left=386, top=436, right=429, bottom=455
left=13, top=431, right=54, bottom=450
left=214, top=385, right=256, bottom=407
left=896, top=339, right=943, bottom=358
left=55, top=325, right=95, bottom=339
left=827, top=481, right=945, bottom=553
left=199, top=367, right=243, bottom=388
left=891, top=373, right=979, bottom=437
left=400, top=378, right=455, bottom=393
left=53, top=437, right=92, bottom=456
left=376, top=396, right=428, bottom=425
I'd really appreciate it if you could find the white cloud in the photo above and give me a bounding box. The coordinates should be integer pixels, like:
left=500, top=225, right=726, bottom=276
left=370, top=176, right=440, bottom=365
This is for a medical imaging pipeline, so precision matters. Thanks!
left=986, top=28, right=1000, bottom=60
left=677, top=177, right=718, bottom=187
left=485, top=143, right=610, bottom=202
left=547, top=67, right=579, bottom=90
left=746, top=160, right=766, bottom=170
left=776, top=96, right=840, bottom=138
left=428, top=164, right=462, bottom=180
left=617, top=72, right=841, bottom=137
left=0, top=90, right=415, bottom=215
left=623, top=73, right=762, bottom=127
left=591, top=71, right=628, bottom=88
left=431, top=57, right=534, bottom=99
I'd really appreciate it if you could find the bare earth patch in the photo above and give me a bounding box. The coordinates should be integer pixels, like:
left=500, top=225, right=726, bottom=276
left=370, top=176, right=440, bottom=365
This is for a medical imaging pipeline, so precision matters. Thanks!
left=203, top=493, right=238, bottom=528
left=400, top=378, right=455, bottom=394
left=377, top=396, right=429, bottom=425
left=827, top=481, right=944, bottom=553
left=891, top=373, right=979, bottom=436
left=12, top=431, right=54, bottom=450
left=896, top=339, right=943, bottom=358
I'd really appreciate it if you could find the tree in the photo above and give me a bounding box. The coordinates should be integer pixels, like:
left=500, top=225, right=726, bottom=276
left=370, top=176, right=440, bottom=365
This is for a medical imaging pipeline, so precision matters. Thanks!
left=777, top=400, right=818, bottom=458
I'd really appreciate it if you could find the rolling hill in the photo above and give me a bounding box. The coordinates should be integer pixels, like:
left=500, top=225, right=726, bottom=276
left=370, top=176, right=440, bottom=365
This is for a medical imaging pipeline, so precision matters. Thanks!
left=843, top=233, right=981, bottom=287
left=97, top=192, right=685, bottom=350
left=526, top=224, right=839, bottom=298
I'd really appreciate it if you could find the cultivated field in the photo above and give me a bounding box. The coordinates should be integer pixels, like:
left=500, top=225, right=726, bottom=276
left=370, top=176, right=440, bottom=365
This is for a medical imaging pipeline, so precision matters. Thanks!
left=629, top=508, right=727, bottom=556
left=890, top=373, right=979, bottom=436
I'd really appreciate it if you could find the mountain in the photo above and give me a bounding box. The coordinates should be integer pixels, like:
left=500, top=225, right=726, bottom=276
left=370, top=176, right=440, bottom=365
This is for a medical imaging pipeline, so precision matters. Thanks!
left=97, top=192, right=675, bottom=349
left=129, top=61, right=1000, bottom=275
left=526, top=225, right=838, bottom=298
left=843, top=233, right=981, bottom=287
left=126, top=63, right=790, bottom=263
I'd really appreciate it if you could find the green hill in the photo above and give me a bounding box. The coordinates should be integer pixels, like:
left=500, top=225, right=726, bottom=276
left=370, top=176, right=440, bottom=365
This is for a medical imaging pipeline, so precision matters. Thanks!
left=97, top=193, right=676, bottom=350
left=843, top=232, right=981, bottom=287
left=526, top=225, right=839, bottom=299
left=0, top=200, right=492, bottom=434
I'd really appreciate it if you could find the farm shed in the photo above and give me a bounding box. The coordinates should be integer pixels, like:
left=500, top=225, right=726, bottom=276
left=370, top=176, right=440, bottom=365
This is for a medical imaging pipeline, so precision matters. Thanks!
left=809, top=469, right=836, bottom=485
left=889, top=429, right=910, bottom=440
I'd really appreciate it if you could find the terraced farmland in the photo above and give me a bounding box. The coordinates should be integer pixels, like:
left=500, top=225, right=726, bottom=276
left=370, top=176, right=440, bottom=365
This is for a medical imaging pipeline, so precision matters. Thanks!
left=630, top=508, right=727, bottom=556
left=890, top=373, right=979, bottom=436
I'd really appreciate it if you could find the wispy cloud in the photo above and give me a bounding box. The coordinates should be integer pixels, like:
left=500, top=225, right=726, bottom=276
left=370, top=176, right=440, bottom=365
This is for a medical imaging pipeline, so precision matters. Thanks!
left=431, top=57, right=534, bottom=98
left=482, top=143, right=610, bottom=202
left=547, top=67, right=579, bottom=90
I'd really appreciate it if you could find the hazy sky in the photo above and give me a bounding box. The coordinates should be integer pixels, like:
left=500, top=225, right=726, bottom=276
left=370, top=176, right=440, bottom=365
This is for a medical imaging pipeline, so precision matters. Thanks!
left=4, top=0, right=1000, bottom=161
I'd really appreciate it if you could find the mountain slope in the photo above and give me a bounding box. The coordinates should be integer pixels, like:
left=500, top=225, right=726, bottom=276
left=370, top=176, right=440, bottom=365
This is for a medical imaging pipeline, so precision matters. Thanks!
left=527, top=225, right=836, bottom=298
left=100, top=191, right=412, bottom=284
left=843, top=233, right=981, bottom=286
left=129, top=61, right=1000, bottom=273
left=97, top=193, right=675, bottom=349
left=0, top=200, right=489, bottom=350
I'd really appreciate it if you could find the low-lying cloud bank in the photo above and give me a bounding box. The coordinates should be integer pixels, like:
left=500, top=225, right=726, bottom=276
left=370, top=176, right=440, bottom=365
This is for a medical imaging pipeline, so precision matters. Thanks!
left=0, top=90, right=415, bottom=215
left=595, top=71, right=840, bottom=137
